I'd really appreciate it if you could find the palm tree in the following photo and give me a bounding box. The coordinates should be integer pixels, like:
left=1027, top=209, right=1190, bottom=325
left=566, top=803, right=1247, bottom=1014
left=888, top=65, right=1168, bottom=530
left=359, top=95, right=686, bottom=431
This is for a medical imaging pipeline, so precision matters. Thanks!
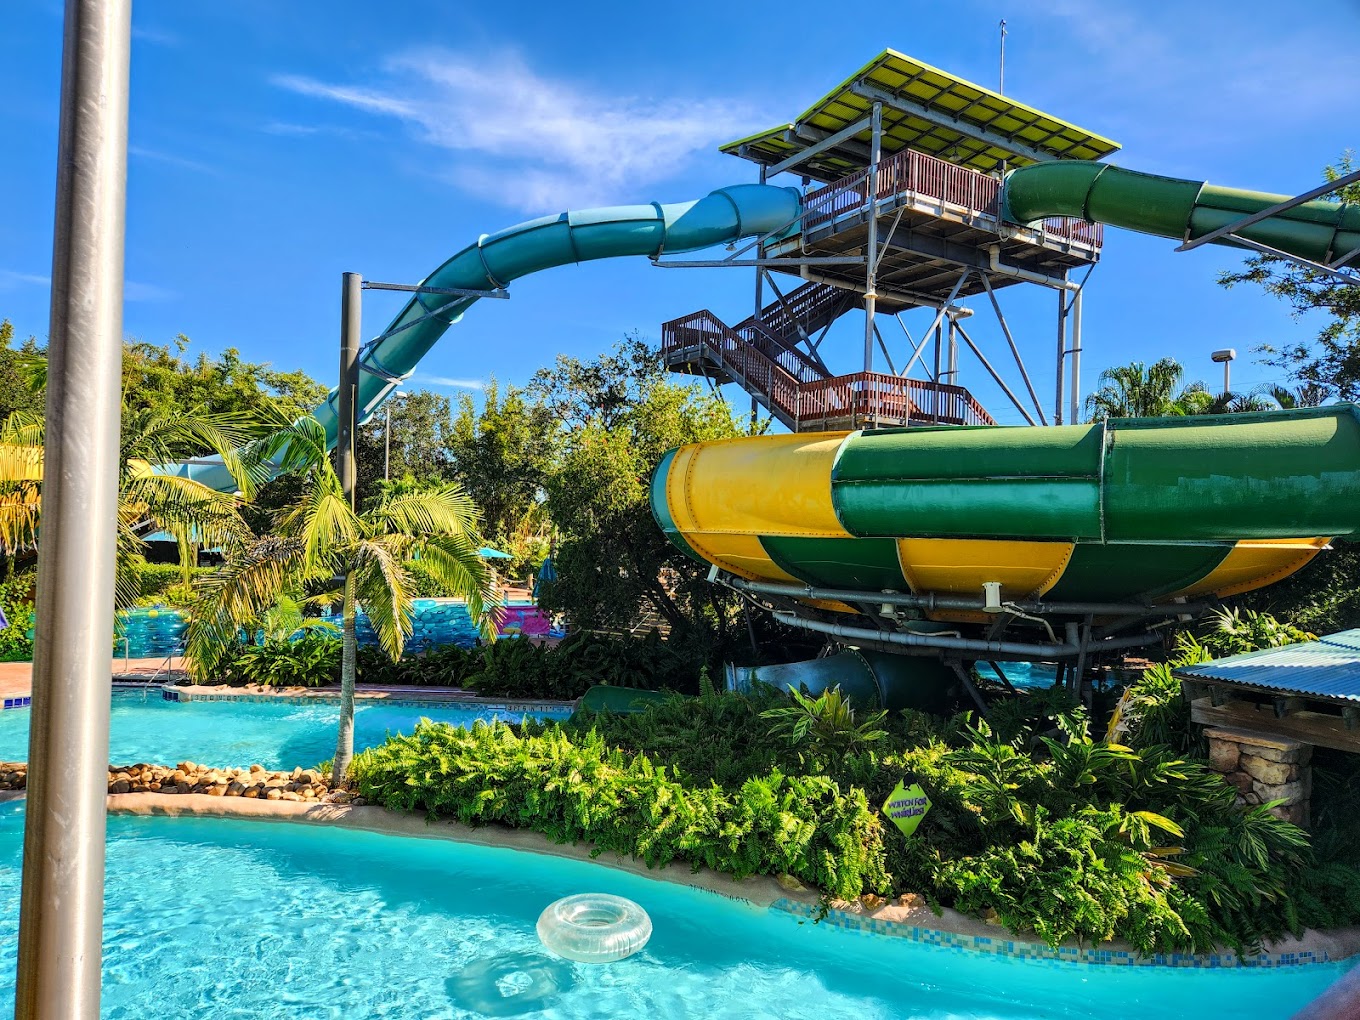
left=1173, top=388, right=1278, bottom=416
left=0, top=405, right=254, bottom=608
left=1261, top=383, right=1327, bottom=409
left=1084, top=358, right=1208, bottom=420
left=184, top=417, right=495, bottom=786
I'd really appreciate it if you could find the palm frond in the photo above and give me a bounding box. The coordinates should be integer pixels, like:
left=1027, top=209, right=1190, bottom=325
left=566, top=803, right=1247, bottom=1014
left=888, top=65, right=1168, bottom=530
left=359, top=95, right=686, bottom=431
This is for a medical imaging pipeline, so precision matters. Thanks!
left=351, top=537, right=413, bottom=661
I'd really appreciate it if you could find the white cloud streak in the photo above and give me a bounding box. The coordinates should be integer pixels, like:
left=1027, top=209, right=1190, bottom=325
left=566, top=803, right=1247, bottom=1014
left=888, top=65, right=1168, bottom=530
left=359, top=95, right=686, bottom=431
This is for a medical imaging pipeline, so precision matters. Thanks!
left=0, top=270, right=51, bottom=289
left=129, top=145, right=218, bottom=176
left=273, top=49, right=756, bottom=211
left=410, top=373, right=485, bottom=390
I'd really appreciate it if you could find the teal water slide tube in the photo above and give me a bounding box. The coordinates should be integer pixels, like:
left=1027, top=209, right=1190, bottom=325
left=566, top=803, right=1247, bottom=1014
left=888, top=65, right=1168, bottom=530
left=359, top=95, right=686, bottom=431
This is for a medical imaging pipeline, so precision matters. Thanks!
left=727, top=649, right=955, bottom=714
left=1003, top=161, right=1360, bottom=264
left=160, top=184, right=800, bottom=492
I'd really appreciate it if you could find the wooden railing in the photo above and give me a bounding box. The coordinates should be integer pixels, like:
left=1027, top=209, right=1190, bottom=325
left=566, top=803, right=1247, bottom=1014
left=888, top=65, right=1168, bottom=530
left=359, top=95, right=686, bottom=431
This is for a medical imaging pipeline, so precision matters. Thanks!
left=737, top=281, right=846, bottom=345
left=801, top=147, right=1103, bottom=250
left=662, top=311, right=995, bottom=429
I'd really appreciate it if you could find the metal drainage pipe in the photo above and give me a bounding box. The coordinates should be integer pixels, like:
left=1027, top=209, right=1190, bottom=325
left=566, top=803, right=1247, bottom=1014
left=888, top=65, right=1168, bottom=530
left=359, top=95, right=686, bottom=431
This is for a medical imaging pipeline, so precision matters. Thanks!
left=770, top=611, right=1159, bottom=660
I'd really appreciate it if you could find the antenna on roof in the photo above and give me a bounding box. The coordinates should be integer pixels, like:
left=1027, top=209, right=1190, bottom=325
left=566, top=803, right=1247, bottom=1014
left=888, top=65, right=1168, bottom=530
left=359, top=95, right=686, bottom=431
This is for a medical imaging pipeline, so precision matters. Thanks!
left=999, top=19, right=1008, bottom=94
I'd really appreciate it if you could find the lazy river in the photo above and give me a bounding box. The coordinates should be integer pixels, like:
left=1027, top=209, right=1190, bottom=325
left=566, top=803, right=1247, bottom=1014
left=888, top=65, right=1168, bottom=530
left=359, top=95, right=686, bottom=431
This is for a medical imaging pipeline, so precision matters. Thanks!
left=0, top=805, right=1348, bottom=1019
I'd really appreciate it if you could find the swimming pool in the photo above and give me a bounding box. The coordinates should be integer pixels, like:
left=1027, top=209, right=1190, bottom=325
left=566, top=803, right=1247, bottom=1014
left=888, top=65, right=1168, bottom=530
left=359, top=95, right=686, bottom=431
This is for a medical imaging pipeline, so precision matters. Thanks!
left=115, top=599, right=564, bottom=660
left=0, top=689, right=569, bottom=770
left=0, top=805, right=1346, bottom=1018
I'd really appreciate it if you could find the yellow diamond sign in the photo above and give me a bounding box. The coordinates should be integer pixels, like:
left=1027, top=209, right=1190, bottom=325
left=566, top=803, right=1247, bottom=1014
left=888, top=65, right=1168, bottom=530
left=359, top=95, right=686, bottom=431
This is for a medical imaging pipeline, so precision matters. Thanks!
left=882, top=780, right=931, bottom=837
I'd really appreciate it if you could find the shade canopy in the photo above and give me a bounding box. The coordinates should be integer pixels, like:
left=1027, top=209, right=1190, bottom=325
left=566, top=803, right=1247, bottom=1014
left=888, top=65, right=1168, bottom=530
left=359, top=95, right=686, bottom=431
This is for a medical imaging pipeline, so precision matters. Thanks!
left=722, top=49, right=1120, bottom=182
left=477, top=546, right=512, bottom=559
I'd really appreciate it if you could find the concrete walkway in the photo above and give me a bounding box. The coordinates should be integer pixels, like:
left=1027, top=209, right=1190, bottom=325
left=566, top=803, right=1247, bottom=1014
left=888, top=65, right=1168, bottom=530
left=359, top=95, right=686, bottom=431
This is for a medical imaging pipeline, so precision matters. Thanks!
left=1, top=657, right=185, bottom=701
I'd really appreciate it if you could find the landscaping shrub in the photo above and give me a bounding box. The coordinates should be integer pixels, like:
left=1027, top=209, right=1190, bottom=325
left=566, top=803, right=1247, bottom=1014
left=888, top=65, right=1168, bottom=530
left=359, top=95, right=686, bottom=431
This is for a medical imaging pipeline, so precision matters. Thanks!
left=0, top=571, right=34, bottom=661
left=350, top=717, right=887, bottom=901
left=353, top=677, right=1349, bottom=955
left=221, top=632, right=339, bottom=687
left=133, top=562, right=213, bottom=607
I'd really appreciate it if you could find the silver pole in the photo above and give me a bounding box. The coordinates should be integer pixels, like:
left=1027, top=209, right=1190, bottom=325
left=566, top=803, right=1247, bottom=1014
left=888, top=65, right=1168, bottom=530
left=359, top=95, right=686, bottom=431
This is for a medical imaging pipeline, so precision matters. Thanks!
left=16, top=1, right=131, bottom=1016
left=862, top=102, right=883, bottom=375
left=1054, top=289, right=1066, bottom=425
left=1069, top=287, right=1083, bottom=424
left=384, top=402, right=391, bottom=482
left=338, top=274, right=361, bottom=503
left=1223, top=360, right=1231, bottom=396
left=999, top=20, right=1008, bottom=94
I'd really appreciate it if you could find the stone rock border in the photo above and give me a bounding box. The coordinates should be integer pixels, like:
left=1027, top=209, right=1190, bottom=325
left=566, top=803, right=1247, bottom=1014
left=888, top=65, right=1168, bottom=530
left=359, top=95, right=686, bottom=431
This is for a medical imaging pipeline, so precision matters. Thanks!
left=0, top=761, right=354, bottom=804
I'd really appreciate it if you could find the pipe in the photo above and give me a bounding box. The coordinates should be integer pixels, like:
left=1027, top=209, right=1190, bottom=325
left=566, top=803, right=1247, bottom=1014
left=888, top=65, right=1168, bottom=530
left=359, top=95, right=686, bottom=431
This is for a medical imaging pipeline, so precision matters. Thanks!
left=988, top=244, right=1079, bottom=290
left=722, top=573, right=1207, bottom=618
left=164, top=183, right=802, bottom=492
left=771, top=611, right=1159, bottom=659
left=1001, top=161, right=1360, bottom=265
left=17, top=1, right=130, bottom=1015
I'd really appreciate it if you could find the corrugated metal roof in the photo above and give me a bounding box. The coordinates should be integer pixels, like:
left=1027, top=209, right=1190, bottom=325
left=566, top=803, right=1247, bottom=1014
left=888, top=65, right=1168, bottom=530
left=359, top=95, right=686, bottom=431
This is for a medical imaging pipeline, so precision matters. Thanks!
left=1175, top=629, right=1360, bottom=704
left=721, top=49, right=1120, bottom=181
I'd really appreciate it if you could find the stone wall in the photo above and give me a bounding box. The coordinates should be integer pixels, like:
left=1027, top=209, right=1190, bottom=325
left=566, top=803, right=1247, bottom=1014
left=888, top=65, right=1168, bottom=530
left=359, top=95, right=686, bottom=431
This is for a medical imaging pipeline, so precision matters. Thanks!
left=1205, top=726, right=1312, bottom=827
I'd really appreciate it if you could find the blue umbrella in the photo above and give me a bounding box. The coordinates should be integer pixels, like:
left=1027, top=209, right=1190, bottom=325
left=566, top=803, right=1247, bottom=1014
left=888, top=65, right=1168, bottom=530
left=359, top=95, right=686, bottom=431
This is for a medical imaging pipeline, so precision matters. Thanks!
left=477, top=546, right=512, bottom=559
left=533, top=556, right=556, bottom=600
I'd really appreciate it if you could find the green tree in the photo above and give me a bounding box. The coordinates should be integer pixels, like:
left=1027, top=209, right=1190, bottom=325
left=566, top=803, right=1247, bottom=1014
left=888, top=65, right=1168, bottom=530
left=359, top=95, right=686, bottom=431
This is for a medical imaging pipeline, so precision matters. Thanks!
left=0, top=321, right=46, bottom=422
left=354, top=389, right=454, bottom=499
left=528, top=332, right=659, bottom=430
left=1084, top=358, right=1209, bottom=420
left=541, top=357, right=746, bottom=639
left=1221, top=152, right=1360, bottom=401
left=448, top=379, right=560, bottom=543
left=184, top=417, right=495, bottom=785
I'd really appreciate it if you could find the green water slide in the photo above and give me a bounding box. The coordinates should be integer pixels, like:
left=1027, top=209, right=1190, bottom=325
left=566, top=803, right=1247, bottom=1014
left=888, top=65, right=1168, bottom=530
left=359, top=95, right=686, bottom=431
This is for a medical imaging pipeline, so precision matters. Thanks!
left=161, top=184, right=801, bottom=492
left=1002, top=161, right=1360, bottom=264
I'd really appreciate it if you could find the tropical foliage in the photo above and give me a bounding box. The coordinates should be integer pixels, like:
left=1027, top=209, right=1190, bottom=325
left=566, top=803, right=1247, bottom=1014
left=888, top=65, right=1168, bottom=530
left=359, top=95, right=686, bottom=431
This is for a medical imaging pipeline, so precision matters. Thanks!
left=183, top=416, right=495, bottom=783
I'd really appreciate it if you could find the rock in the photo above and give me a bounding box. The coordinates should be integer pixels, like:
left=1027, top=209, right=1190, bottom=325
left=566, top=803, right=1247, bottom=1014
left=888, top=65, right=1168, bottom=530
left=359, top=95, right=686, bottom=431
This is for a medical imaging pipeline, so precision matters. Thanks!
left=265, top=789, right=282, bottom=801
left=860, top=894, right=886, bottom=911
left=249, top=764, right=264, bottom=773
left=1253, top=779, right=1306, bottom=804
left=1224, top=772, right=1255, bottom=796
left=1240, top=755, right=1292, bottom=786
left=979, top=907, right=1003, bottom=926
left=1243, top=792, right=1261, bottom=805
left=227, top=782, right=245, bottom=797
left=280, top=791, right=303, bottom=802
left=178, top=761, right=196, bottom=773
left=171, top=769, right=187, bottom=784
left=148, top=781, right=162, bottom=792
left=207, top=784, right=227, bottom=797
left=896, top=893, right=926, bottom=910
left=290, top=767, right=302, bottom=781
left=302, top=788, right=317, bottom=800
left=109, top=780, right=130, bottom=795
left=243, top=787, right=260, bottom=799
left=175, top=783, right=191, bottom=795
left=328, top=790, right=351, bottom=804
left=113, top=771, right=132, bottom=783
left=1207, top=741, right=1239, bottom=772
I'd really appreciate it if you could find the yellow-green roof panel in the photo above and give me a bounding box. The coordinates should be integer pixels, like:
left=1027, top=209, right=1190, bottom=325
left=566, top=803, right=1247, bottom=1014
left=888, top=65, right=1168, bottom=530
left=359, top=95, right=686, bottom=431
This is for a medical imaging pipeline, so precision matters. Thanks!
left=721, top=49, right=1120, bottom=179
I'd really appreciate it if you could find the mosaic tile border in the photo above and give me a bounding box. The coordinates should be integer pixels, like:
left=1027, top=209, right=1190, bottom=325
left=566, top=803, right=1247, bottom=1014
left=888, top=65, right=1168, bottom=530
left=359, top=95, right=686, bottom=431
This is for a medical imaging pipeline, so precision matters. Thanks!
left=160, top=688, right=569, bottom=715
left=770, top=899, right=1333, bottom=969
left=1, top=696, right=31, bottom=711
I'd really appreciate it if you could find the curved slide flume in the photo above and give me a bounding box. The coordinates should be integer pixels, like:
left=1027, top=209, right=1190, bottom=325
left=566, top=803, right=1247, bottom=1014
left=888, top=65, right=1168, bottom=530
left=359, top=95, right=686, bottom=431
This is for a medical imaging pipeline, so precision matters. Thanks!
left=161, top=184, right=802, bottom=492
left=1002, top=161, right=1360, bottom=265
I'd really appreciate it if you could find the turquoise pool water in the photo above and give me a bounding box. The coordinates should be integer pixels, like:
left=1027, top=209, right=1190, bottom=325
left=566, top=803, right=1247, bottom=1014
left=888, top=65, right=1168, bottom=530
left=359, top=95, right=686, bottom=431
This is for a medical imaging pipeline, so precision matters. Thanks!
left=0, top=805, right=1347, bottom=1018
left=0, top=689, right=569, bottom=770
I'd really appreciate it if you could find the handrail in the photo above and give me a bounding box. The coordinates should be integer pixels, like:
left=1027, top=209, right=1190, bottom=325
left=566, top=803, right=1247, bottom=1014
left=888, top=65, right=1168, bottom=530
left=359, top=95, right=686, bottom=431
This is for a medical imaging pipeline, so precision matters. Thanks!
left=662, top=312, right=996, bottom=429
left=802, top=147, right=1103, bottom=249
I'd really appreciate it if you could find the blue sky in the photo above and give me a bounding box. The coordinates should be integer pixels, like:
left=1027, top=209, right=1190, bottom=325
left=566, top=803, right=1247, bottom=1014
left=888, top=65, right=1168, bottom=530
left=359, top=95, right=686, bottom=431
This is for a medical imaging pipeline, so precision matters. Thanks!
left=2, top=1, right=1358, bottom=425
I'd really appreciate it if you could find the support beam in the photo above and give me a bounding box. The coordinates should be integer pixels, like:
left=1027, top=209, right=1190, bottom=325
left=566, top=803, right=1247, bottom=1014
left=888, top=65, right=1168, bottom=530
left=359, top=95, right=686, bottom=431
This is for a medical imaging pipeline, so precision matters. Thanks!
left=863, top=103, right=883, bottom=374
left=850, top=80, right=1060, bottom=167
left=954, top=322, right=1037, bottom=426
left=768, top=114, right=873, bottom=177
left=979, top=273, right=1047, bottom=425
left=899, top=271, right=970, bottom=378
left=1054, top=289, right=1067, bottom=425
left=17, top=2, right=130, bottom=1015
left=1176, top=168, right=1360, bottom=253
left=1069, top=287, right=1084, bottom=424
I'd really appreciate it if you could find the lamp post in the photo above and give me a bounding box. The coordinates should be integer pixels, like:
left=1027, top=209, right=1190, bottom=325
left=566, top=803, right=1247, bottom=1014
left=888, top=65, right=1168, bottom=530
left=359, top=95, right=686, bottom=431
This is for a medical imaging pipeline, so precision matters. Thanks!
left=384, top=389, right=407, bottom=482
left=1211, top=348, right=1236, bottom=396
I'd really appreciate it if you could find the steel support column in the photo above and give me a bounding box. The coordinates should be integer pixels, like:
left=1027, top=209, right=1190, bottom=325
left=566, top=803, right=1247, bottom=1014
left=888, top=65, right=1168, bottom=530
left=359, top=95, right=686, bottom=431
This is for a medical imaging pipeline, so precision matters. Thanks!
left=1054, top=289, right=1067, bottom=426
left=1069, top=287, right=1083, bottom=425
left=862, top=102, right=883, bottom=374
left=16, top=2, right=131, bottom=1016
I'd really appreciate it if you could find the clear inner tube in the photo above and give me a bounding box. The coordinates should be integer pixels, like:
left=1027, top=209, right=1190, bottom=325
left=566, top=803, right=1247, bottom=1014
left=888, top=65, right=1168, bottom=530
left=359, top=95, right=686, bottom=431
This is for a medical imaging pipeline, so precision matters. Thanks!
left=536, top=893, right=652, bottom=963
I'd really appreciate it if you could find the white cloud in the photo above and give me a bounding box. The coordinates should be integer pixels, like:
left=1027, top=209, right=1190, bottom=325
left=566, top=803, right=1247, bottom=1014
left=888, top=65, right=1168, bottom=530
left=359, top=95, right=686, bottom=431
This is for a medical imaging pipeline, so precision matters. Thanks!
left=129, top=145, right=217, bottom=176
left=272, top=49, right=756, bottom=211
left=131, top=25, right=178, bottom=47
left=0, top=270, right=50, bottom=289
left=410, top=373, right=484, bottom=390
left=124, top=281, right=175, bottom=302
